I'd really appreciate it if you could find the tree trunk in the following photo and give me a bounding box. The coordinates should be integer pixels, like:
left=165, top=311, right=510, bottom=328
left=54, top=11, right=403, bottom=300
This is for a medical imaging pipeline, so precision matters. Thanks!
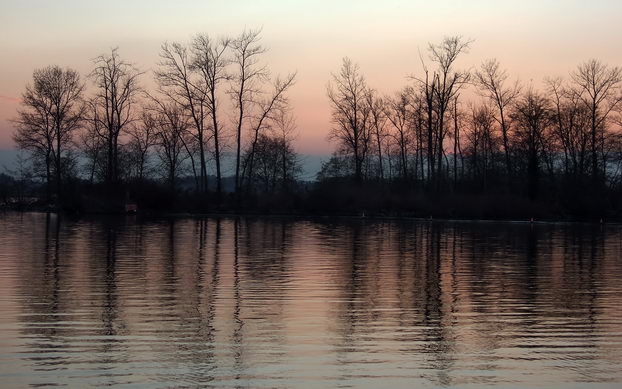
left=211, top=89, right=222, bottom=203
left=55, top=127, right=62, bottom=204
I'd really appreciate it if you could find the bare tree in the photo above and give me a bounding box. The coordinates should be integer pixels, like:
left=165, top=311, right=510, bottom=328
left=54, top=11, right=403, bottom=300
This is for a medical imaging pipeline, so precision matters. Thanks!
left=511, top=89, right=553, bottom=199
left=428, top=36, right=471, bottom=187
left=570, top=59, right=622, bottom=182
left=229, top=29, right=268, bottom=193
left=243, top=130, right=300, bottom=194
left=273, top=110, right=300, bottom=190
left=243, top=73, right=296, bottom=191
left=475, top=58, right=521, bottom=178
left=408, top=92, right=426, bottom=181
left=156, top=42, right=210, bottom=192
left=13, top=65, right=84, bottom=204
left=126, top=110, right=158, bottom=181
left=327, top=58, right=372, bottom=182
left=450, top=95, right=465, bottom=187
left=547, top=77, right=591, bottom=179
left=417, top=65, right=437, bottom=182
left=90, top=48, right=141, bottom=184
left=192, top=34, right=230, bottom=199
left=385, top=87, right=412, bottom=181
left=150, top=100, right=190, bottom=190
left=79, top=105, right=107, bottom=184
left=367, top=90, right=387, bottom=180
left=466, top=103, right=498, bottom=189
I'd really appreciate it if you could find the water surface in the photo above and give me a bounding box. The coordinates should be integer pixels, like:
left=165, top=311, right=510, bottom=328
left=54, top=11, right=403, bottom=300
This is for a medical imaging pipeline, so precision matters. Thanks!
left=1, top=212, right=621, bottom=388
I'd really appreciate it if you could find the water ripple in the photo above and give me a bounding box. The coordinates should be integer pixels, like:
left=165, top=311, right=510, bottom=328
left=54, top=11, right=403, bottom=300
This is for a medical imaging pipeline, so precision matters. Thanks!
left=0, top=213, right=621, bottom=387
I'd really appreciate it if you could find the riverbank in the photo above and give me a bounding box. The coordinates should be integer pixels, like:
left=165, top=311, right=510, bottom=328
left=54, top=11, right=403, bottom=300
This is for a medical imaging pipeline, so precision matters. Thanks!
left=3, top=178, right=620, bottom=223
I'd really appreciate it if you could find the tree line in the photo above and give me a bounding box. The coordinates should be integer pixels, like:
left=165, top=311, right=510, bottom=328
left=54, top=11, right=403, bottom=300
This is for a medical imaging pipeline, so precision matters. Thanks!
left=319, top=36, right=622, bottom=219
left=11, top=29, right=299, bottom=211
left=7, top=33, right=622, bottom=218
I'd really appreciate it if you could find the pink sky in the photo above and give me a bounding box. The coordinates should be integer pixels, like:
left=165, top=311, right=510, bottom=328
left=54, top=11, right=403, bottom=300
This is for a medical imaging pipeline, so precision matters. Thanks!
left=1, top=0, right=622, bottom=154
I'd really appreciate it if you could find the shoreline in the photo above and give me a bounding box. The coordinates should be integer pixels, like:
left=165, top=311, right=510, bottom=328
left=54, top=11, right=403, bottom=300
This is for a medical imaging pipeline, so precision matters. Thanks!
left=4, top=208, right=616, bottom=226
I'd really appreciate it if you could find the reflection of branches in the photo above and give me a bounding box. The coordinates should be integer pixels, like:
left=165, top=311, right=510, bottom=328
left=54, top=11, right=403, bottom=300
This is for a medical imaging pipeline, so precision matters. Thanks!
left=232, top=217, right=244, bottom=380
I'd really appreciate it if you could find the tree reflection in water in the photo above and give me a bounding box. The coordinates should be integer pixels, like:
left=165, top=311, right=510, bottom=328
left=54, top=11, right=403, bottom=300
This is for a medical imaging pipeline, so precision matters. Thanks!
left=1, top=214, right=621, bottom=387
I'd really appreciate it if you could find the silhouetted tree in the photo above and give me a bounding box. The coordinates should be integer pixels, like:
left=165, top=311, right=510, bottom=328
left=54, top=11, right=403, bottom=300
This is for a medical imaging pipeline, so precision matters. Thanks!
left=465, top=103, right=499, bottom=190
left=410, top=93, right=426, bottom=181
left=417, top=61, right=437, bottom=183
left=547, top=77, right=591, bottom=180
left=475, top=59, right=521, bottom=179
left=367, top=90, right=387, bottom=180
left=385, top=87, right=413, bottom=181
left=13, top=65, right=84, bottom=204
left=328, top=58, right=372, bottom=182
left=317, top=154, right=355, bottom=181
left=511, top=89, right=553, bottom=200
left=429, top=36, right=471, bottom=187
left=570, top=60, right=622, bottom=183
left=450, top=95, right=465, bottom=187
left=243, top=73, right=296, bottom=191
left=150, top=100, right=190, bottom=191
left=126, top=110, right=158, bottom=181
left=243, top=132, right=300, bottom=194
left=156, top=41, right=210, bottom=192
left=192, top=34, right=230, bottom=199
left=272, top=110, right=300, bottom=191
left=230, top=29, right=267, bottom=193
left=90, top=48, right=141, bottom=184
left=79, top=107, right=107, bottom=184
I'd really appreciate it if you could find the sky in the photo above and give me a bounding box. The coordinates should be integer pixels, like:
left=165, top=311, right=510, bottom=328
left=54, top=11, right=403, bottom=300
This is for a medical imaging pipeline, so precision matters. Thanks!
left=1, top=0, right=622, bottom=156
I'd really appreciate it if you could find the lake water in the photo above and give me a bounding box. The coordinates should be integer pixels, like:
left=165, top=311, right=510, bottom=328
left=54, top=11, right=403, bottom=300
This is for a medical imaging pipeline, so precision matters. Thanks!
left=1, top=212, right=621, bottom=388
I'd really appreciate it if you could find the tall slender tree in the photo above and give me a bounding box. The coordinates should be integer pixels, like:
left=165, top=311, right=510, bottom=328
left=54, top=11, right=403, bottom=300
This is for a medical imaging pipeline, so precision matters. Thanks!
left=385, top=87, right=412, bottom=181
left=156, top=42, right=210, bottom=192
left=475, top=59, right=521, bottom=179
left=192, top=34, right=230, bottom=200
left=327, top=58, right=372, bottom=182
left=367, top=90, right=387, bottom=180
left=429, top=36, right=471, bottom=188
left=230, top=29, right=267, bottom=194
left=90, top=48, right=141, bottom=184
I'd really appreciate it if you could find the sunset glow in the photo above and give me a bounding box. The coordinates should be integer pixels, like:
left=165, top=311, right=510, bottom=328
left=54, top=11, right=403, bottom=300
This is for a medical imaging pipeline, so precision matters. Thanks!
left=1, top=0, right=621, bottom=153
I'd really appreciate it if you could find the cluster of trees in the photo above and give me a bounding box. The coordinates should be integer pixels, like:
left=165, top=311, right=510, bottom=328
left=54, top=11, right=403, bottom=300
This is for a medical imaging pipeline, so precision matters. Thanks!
left=9, top=32, right=622, bottom=218
left=11, top=29, right=300, bottom=210
left=321, top=36, right=622, bottom=217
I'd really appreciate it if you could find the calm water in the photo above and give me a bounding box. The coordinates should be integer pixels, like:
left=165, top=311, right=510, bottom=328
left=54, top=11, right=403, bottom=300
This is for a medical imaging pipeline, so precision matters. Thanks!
left=0, top=213, right=621, bottom=388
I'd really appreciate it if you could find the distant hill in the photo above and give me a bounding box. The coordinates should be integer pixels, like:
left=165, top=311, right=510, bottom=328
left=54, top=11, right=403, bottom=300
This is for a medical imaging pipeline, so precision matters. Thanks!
left=0, top=149, right=328, bottom=182
left=298, top=154, right=326, bottom=181
left=0, top=149, right=20, bottom=173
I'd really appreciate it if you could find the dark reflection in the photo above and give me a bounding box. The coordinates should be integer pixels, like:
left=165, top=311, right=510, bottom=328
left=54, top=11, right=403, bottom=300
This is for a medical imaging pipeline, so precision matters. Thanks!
left=233, top=218, right=292, bottom=384
left=232, top=217, right=244, bottom=383
left=25, top=213, right=62, bottom=340
left=102, top=220, right=118, bottom=337
left=423, top=224, right=454, bottom=387
left=3, top=214, right=622, bottom=387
